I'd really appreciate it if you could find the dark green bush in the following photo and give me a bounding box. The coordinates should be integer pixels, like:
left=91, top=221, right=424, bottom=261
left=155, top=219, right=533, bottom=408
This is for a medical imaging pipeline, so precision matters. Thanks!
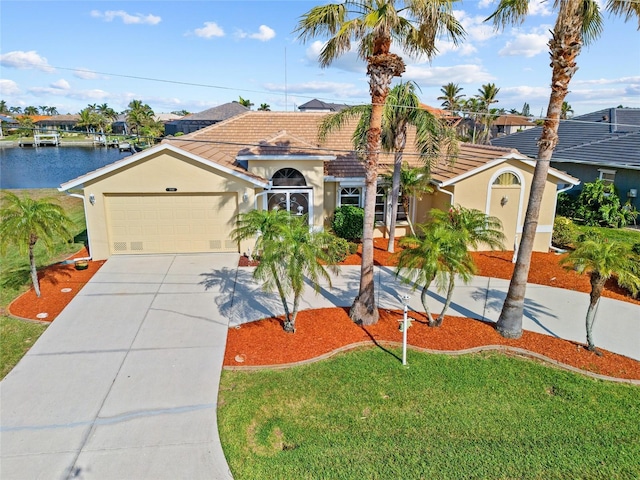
left=552, top=216, right=578, bottom=248
left=348, top=242, right=358, bottom=255
left=576, top=229, right=606, bottom=244
left=332, top=205, right=364, bottom=241
left=573, top=179, right=638, bottom=227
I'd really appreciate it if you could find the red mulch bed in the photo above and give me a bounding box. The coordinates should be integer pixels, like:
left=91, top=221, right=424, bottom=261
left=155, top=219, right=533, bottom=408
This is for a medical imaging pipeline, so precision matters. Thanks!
left=7, top=248, right=105, bottom=322
left=8, top=243, right=640, bottom=380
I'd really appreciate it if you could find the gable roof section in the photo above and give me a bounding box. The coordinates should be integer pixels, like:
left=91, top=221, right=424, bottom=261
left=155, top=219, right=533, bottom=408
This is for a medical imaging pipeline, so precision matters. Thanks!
left=298, top=99, right=349, bottom=112
left=237, top=130, right=335, bottom=160
left=491, top=107, right=640, bottom=169
left=58, top=143, right=268, bottom=191
left=493, top=114, right=535, bottom=127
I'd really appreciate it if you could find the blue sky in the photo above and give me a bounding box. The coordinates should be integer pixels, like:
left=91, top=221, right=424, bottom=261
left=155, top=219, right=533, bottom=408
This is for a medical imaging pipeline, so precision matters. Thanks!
left=1, top=0, right=638, bottom=117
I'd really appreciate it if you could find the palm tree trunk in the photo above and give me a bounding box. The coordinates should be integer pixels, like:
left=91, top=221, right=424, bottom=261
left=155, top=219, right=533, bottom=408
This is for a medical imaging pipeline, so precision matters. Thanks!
left=496, top=4, right=582, bottom=339
left=435, top=274, right=456, bottom=327
left=420, top=283, right=435, bottom=326
left=271, top=265, right=291, bottom=329
left=586, top=275, right=604, bottom=352
left=29, top=238, right=41, bottom=298
left=387, top=128, right=407, bottom=253
left=287, top=290, right=302, bottom=334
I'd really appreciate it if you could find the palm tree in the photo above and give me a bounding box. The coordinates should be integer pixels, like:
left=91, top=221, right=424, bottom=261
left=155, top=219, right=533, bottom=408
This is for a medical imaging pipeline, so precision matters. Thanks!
left=429, top=205, right=505, bottom=325
left=487, top=0, right=638, bottom=339
left=475, top=83, right=500, bottom=144
left=232, top=209, right=339, bottom=332
left=396, top=222, right=460, bottom=325
left=320, top=82, right=453, bottom=253
left=77, top=107, right=98, bottom=135
left=39, top=106, right=48, bottom=115
left=125, top=100, right=154, bottom=142
left=560, top=101, right=574, bottom=119
left=296, top=0, right=464, bottom=325
left=560, top=240, right=640, bottom=353
left=437, top=82, right=465, bottom=114
left=258, top=103, right=271, bottom=111
left=462, top=97, right=482, bottom=143
left=238, top=96, right=254, bottom=109
left=0, top=192, right=74, bottom=298
left=0, top=100, right=9, bottom=114
left=9, top=106, right=23, bottom=114
left=46, top=106, right=59, bottom=116
left=380, top=163, right=434, bottom=237
left=23, top=106, right=38, bottom=116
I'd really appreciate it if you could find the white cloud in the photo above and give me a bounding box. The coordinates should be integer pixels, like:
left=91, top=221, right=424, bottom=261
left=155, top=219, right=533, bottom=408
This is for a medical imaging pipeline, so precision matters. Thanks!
left=498, top=31, right=550, bottom=57
left=265, top=80, right=367, bottom=100
left=90, top=10, right=161, bottom=25
left=454, top=10, right=499, bottom=43
left=73, top=68, right=100, bottom=80
left=528, top=0, right=554, bottom=17
left=573, top=76, right=640, bottom=86
left=478, top=0, right=495, bottom=8
left=237, top=25, right=276, bottom=42
left=193, top=22, right=225, bottom=39
left=51, top=79, right=70, bottom=90
left=404, top=64, right=495, bottom=86
left=0, top=50, right=55, bottom=73
left=0, top=79, right=20, bottom=95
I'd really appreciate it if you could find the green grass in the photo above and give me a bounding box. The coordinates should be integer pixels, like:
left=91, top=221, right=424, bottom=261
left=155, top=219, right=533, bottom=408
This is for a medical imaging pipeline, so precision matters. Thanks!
left=575, top=224, right=640, bottom=246
left=0, top=188, right=87, bottom=378
left=219, top=348, right=640, bottom=479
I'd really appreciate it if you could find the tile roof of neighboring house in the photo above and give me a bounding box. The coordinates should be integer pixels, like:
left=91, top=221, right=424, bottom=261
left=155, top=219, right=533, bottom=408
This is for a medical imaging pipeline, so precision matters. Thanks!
left=493, top=114, right=536, bottom=127
left=491, top=107, right=640, bottom=169
left=154, top=113, right=182, bottom=122
left=35, top=114, right=81, bottom=123
left=176, top=102, right=249, bottom=121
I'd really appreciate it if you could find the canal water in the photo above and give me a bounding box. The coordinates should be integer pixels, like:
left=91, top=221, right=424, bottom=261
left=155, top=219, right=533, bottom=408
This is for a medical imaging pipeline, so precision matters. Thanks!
left=0, top=146, right=133, bottom=189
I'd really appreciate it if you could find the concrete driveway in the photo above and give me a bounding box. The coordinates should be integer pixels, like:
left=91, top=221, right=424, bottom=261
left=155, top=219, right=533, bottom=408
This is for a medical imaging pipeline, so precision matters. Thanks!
left=1, top=254, right=237, bottom=480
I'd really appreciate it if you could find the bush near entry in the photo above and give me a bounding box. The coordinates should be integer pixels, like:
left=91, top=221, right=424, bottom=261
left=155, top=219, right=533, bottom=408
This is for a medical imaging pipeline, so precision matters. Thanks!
left=332, top=205, right=364, bottom=241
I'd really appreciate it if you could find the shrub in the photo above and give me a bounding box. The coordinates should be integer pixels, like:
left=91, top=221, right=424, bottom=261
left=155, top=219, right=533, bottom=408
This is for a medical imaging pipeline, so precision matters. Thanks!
left=552, top=216, right=578, bottom=248
left=576, top=229, right=606, bottom=244
left=326, top=236, right=350, bottom=263
left=348, top=242, right=358, bottom=255
left=573, top=179, right=638, bottom=228
left=556, top=192, right=576, bottom=218
left=332, top=205, right=364, bottom=241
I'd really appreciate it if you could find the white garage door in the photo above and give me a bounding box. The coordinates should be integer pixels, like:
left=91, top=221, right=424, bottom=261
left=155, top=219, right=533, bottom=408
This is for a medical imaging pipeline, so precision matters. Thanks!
left=106, top=194, right=238, bottom=255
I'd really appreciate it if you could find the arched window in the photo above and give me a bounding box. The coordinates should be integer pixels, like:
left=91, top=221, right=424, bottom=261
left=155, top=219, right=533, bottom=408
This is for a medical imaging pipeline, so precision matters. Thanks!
left=493, top=172, right=521, bottom=186
left=271, top=168, right=306, bottom=187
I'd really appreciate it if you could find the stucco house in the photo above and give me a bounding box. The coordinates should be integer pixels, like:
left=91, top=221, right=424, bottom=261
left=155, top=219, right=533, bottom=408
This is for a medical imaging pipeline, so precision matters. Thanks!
left=59, top=111, right=579, bottom=260
left=492, top=107, right=640, bottom=209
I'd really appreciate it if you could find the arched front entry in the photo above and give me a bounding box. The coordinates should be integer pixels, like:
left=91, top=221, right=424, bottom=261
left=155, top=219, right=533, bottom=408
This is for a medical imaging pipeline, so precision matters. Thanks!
left=266, top=168, right=312, bottom=219
left=486, top=170, right=524, bottom=251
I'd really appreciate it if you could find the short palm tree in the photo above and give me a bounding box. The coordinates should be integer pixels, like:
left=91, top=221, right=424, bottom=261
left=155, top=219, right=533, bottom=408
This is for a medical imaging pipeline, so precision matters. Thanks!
left=560, top=240, right=640, bottom=353
left=0, top=192, right=74, bottom=297
left=396, top=222, right=463, bottom=326
left=232, top=209, right=339, bottom=333
left=429, top=205, right=505, bottom=324
left=258, top=103, right=271, bottom=111
left=296, top=0, right=464, bottom=326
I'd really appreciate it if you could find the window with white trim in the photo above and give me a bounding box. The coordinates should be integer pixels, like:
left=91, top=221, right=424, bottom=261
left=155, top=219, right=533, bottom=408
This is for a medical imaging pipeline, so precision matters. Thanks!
left=375, top=187, right=407, bottom=224
left=339, top=187, right=362, bottom=207
left=493, top=172, right=521, bottom=186
left=598, top=169, right=616, bottom=185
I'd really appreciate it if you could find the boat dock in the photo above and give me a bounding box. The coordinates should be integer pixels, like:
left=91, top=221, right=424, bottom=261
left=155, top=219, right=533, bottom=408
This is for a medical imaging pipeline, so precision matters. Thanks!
left=19, top=133, right=61, bottom=147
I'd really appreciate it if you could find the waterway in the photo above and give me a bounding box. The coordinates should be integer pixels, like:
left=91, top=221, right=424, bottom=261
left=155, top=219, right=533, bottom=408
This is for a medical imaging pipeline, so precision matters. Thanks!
left=0, top=146, right=133, bottom=189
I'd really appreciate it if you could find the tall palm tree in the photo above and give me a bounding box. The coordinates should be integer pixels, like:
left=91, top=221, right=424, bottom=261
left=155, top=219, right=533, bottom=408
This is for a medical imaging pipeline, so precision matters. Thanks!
left=429, top=205, right=505, bottom=325
left=560, top=240, right=640, bottom=353
left=462, top=97, right=482, bottom=143
left=487, top=0, right=638, bottom=339
left=9, top=106, right=23, bottom=114
left=437, top=82, right=465, bottom=114
left=475, top=83, right=500, bottom=144
left=232, top=209, right=339, bottom=332
left=296, top=0, right=464, bottom=325
left=77, top=107, right=98, bottom=134
left=23, top=106, right=38, bottom=116
left=46, top=106, right=59, bottom=116
left=319, top=82, right=453, bottom=253
left=0, top=100, right=9, bottom=114
left=0, top=192, right=74, bottom=297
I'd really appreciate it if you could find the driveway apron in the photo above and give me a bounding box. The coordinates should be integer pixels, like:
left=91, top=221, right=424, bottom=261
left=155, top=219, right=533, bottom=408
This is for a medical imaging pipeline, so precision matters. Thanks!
left=1, top=254, right=238, bottom=480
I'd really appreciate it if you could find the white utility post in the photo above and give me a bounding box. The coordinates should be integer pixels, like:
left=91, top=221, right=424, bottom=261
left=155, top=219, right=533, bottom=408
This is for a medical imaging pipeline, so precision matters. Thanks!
left=401, top=294, right=410, bottom=366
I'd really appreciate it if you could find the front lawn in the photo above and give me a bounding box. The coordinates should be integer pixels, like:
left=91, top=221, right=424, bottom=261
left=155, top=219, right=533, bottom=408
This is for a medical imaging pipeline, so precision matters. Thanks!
left=219, top=348, right=640, bottom=479
left=0, top=188, right=86, bottom=378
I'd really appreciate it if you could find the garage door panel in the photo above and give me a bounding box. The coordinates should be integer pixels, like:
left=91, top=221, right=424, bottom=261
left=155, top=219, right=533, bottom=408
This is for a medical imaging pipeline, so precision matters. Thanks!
left=106, top=194, right=238, bottom=254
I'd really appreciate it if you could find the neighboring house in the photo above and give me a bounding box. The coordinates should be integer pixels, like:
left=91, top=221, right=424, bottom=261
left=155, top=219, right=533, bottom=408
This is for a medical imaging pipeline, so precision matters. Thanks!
left=298, top=99, right=349, bottom=112
left=164, top=102, right=249, bottom=135
left=493, top=114, right=536, bottom=137
left=491, top=107, right=640, bottom=209
left=59, top=111, right=578, bottom=260
left=34, top=115, right=81, bottom=132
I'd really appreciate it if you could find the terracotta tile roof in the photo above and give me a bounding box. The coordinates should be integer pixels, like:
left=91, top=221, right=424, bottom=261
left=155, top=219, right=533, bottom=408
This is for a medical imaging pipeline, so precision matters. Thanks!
left=163, top=111, right=532, bottom=184
left=493, top=114, right=536, bottom=127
